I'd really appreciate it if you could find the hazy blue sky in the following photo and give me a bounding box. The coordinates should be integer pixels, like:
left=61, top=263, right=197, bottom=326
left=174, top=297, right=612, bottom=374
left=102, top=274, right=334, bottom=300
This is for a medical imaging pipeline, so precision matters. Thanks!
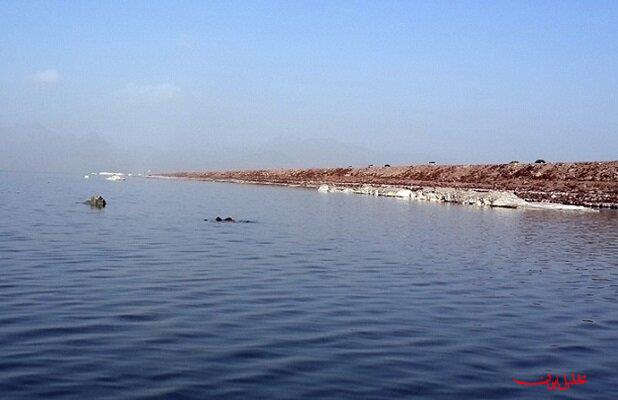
left=1, top=1, right=616, bottom=172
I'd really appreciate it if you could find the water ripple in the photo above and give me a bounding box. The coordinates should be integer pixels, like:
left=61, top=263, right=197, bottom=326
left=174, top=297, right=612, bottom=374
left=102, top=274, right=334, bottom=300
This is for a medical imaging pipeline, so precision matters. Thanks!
left=0, top=171, right=617, bottom=399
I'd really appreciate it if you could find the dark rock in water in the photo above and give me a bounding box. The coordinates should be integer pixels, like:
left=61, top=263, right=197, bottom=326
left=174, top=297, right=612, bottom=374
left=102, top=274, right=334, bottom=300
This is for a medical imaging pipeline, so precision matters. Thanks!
left=85, top=195, right=106, bottom=208
left=209, top=216, right=235, bottom=222
left=206, top=217, right=253, bottom=223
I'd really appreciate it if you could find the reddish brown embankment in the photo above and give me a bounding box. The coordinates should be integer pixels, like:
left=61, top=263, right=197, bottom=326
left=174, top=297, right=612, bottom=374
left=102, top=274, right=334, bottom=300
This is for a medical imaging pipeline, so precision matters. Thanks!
left=158, top=161, right=618, bottom=209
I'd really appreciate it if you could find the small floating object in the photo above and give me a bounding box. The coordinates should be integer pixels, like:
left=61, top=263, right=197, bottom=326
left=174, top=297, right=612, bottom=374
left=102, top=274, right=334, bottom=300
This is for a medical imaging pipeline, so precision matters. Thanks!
left=205, top=216, right=236, bottom=223
left=106, top=175, right=126, bottom=181
left=84, top=195, right=106, bottom=208
left=84, top=175, right=90, bottom=179
left=204, top=217, right=255, bottom=223
left=100, top=171, right=125, bottom=176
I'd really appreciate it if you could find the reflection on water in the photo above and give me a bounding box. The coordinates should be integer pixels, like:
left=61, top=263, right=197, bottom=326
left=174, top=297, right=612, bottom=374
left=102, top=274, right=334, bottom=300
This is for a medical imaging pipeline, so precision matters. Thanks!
left=1, top=171, right=617, bottom=399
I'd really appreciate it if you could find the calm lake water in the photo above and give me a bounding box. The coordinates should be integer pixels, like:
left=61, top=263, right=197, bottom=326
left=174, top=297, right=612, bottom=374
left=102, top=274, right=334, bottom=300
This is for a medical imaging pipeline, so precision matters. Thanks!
left=1, top=171, right=617, bottom=399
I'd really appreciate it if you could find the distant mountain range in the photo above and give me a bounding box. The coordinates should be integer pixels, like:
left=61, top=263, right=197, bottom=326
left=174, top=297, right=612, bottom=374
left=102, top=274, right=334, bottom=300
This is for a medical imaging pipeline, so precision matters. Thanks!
left=0, top=124, right=421, bottom=173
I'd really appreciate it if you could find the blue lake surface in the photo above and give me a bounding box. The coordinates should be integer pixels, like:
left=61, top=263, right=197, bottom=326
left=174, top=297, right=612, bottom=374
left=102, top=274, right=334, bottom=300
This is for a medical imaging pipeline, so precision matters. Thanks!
left=1, top=171, right=617, bottom=399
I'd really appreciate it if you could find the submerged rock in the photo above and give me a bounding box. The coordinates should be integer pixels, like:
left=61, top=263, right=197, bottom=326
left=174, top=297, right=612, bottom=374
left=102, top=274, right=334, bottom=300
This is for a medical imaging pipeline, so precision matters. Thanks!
left=85, top=195, right=106, bottom=208
left=207, top=216, right=236, bottom=223
left=205, top=217, right=256, bottom=223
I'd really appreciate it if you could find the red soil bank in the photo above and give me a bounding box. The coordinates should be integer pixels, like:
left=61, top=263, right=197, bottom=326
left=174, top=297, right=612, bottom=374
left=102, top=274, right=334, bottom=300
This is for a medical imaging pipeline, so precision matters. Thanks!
left=160, top=161, right=618, bottom=209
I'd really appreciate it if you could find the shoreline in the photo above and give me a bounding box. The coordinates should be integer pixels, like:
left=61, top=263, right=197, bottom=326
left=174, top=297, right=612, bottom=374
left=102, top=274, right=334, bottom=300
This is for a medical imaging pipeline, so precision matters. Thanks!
left=152, top=161, right=618, bottom=211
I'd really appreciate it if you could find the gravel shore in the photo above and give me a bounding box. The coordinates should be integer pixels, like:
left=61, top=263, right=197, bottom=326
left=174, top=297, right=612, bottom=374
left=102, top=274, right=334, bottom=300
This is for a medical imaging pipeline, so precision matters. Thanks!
left=156, top=161, right=618, bottom=209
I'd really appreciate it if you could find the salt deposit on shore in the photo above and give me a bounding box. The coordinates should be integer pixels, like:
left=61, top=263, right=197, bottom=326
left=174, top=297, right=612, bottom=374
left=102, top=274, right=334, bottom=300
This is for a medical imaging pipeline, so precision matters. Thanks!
left=316, top=184, right=595, bottom=212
